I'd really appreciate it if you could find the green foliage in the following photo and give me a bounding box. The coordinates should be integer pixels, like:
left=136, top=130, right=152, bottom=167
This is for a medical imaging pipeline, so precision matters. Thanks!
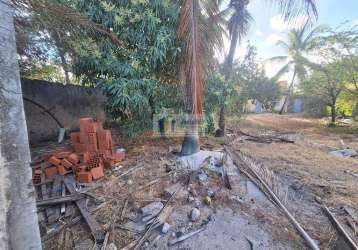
left=72, top=0, right=181, bottom=134
left=245, top=77, right=281, bottom=111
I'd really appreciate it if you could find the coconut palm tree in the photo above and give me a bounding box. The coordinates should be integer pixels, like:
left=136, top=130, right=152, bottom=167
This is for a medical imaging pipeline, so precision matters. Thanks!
left=177, top=0, right=318, bottom=154
left=270, top=22, right=324, bottom=114
left=217, top=0, right=252, bottom=137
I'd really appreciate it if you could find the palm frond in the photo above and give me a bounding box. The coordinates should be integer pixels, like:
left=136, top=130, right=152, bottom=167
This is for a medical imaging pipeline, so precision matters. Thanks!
left=272, top=63, right=290, bottom=80
left=269, top=0, right=318, bottom=23
left=177, top=0, right=223, bottom=116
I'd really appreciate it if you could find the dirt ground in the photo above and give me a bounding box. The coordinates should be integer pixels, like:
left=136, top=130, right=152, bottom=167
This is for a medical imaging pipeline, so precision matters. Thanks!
left=36, top=113, right=358, bottom=250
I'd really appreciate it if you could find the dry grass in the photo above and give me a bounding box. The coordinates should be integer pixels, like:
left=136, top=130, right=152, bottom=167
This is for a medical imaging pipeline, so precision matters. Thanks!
left=230, top=113, right=358, bottom=208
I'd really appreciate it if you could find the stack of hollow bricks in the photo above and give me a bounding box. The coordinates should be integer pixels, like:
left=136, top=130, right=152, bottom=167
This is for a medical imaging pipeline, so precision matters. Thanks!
left=33, top=118, right=125, bottom=183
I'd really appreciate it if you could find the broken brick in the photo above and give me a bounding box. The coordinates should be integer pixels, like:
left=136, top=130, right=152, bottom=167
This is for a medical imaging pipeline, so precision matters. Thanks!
left=48, top=156, right=61, bottom=166
left=45, top=166, right=58, bottom=178
left=77, top=172, right=93, bottom=183
left=67, top=153, right=80, bottom=164
left=61, top=159, right=73, bottom=169
left=91, top=166, right=104, bottom=180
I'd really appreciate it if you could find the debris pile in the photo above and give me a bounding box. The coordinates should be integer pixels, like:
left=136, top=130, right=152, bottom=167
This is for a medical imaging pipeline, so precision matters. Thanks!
left=32, top=117, right=125, bottom=183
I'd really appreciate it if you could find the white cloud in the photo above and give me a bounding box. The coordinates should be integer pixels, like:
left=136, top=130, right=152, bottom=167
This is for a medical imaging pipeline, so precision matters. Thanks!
left=270, top=15, right=308, bottom=32
left=266, top=33, right=283, bottom=45
left=352, top=19, right=358, bottom=27
left=255, top=30, right=264, bottom=37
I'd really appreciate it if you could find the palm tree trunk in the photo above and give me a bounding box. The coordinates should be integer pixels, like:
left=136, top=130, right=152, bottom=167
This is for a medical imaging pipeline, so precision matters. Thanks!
left=0, top=1, right=42, bottom=248
left=180, top=116, right=200, bottom=155
left=279, top=69, right=297, bottom=115
left=217, top=26, right=240, bottom=137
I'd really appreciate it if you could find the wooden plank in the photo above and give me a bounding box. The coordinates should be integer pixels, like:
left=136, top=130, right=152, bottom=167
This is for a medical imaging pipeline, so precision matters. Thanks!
left=48, top=175, right=62, bottom=223
left=37, top=194, right=83, bottom=206
left=63, top=177, right=105, bottom=243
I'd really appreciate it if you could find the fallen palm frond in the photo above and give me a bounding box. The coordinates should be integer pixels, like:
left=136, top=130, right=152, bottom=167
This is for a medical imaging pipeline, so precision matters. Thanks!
left=225, top=146, right=320, bottom=250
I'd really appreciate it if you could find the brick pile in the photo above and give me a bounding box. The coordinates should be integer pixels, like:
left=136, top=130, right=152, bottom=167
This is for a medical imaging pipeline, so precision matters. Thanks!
left=32, top=118, right=125, bottom=183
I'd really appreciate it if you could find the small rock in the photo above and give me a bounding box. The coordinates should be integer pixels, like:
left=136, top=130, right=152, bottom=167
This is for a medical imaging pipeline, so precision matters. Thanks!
left=127, top=179, right=133, bottom=185
left=165, top=164, right=172, bottom=173
left=140, top=202, right=164, bottom=216
left=161, top=222, right=171, bottom=234
left=107, top=243, right=117, bottom=250
left=204, top=196, right=212, bottom=206
left=207, top=190, right=215, bottom=197
left=198, top=172, right=208, bottom=182
left=190, top=207, right=200, bottom=222
left=188, top=196, right=195, bottom=203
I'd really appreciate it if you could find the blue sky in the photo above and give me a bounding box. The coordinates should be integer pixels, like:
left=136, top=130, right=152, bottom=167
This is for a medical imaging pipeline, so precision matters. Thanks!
left=226, top=0, right=358, bottom=78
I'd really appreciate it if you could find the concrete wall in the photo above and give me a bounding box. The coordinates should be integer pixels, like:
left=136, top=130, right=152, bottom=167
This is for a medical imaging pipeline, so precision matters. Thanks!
left=22, top=79, right=106, bottom=144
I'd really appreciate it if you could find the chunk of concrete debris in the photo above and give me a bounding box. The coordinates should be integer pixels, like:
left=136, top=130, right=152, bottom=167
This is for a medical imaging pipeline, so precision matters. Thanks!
left=330, top=148, right=357, bottom=157
left=190, top=208, right=200, bottom=222
left=140, top=202, right=163, bottom=217
left=164, top=183, right=182, bottom=199
left=161, top=222, right=171, bottom=234
left=198, top=172, right=208, bottom=182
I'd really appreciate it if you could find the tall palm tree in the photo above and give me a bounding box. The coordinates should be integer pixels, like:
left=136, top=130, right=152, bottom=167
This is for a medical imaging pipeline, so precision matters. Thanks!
left=270, top=22, right=324, bottom=114
left=177, top=0, right=318, bottom=154
left=177, top=0, right=223, bottom=155
left=217, top=0, right=252, bottom=137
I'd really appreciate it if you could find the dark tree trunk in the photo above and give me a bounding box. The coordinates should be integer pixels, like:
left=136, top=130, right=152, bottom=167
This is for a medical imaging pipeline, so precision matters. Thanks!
left=279, top=69, right=297, bottom=115
left=217, top=26, right=240, bottom=137
left=180, top=117, right=200, bottom=156
left=331, top=104, right=336, bottom=123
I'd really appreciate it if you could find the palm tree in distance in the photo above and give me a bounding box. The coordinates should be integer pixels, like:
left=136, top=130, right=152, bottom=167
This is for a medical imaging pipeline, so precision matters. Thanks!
left=269, top=22, right=325, bottom=114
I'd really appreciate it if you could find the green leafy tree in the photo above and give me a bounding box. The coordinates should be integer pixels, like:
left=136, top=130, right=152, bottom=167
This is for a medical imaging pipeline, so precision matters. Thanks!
left=73, top=0, right=181, bottom=132
left=270, top=22, right=324, bottom=114
left=301, top=63, right=345, bottom=123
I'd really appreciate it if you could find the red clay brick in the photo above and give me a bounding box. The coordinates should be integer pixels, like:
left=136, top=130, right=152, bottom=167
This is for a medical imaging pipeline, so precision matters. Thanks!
left=77, top=172, right=93, bottom=183
left=70, top=132, right=80, bottom=143
left=67, top=153, right=80, bottom=164
left=53, top=150, right=72, bottom=159
left=87, top=122, right=99, bottom=133
left=88, top=132, right=98, bottom=145
left=61, top=159, right=73, bottom=169
left=79, top=118, right=94, bottom=132
left=45, top=166, right=58, bottom=178
left=48, top=156, right=61, bottom=166
left=90, top=166, right=104, bottom=180
left=86, top=144, right=97, bottom=152
left=79, top=132, right=89, bottom=144
left=58, top=165, right=67, bottom=175
left=73, top=143, right=86, bottom=153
